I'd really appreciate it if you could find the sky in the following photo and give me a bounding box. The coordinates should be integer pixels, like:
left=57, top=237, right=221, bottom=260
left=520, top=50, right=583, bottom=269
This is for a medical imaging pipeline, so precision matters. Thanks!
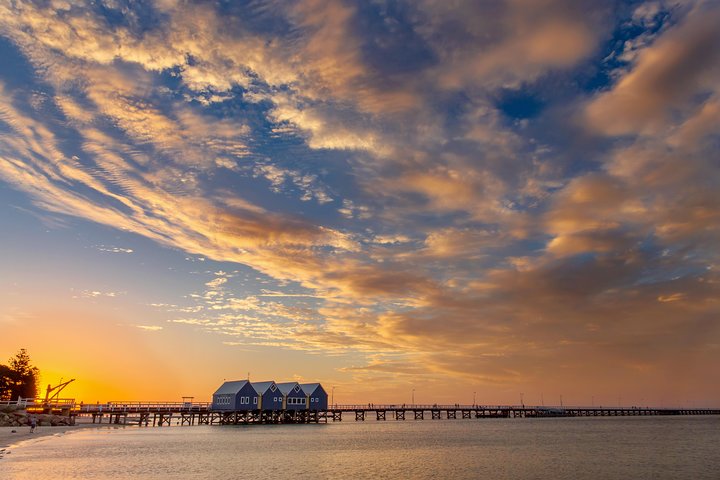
left=1, top=0, right=719, bottom=407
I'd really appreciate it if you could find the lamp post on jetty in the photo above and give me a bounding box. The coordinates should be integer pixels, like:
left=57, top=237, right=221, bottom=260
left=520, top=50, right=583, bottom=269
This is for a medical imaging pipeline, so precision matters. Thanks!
left=473, top=391, right=476, bottom=406
left=412, top=388, right=415, bottom=406
left=520, top=393, right=524, bottom=408
left=331, top=386, right=335, bottom=408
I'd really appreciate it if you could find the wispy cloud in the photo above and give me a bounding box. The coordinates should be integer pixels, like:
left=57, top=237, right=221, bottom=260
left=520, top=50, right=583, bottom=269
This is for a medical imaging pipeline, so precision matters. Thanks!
left=74, top=290, right=125, bottom=299
left=94, top=245, right=134, bottom=254
left=135, top=325, right=164, bottom=332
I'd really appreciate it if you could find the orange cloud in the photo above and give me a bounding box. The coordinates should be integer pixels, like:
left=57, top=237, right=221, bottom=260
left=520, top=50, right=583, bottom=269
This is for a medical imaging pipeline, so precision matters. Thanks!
left=585, top=4, right=720, bottom=135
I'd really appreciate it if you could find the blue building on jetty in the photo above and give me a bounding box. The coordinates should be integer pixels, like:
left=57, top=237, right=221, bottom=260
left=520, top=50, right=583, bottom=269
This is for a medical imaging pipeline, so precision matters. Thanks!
left=300, top=383, right=328, bottom=410
left=211, top=379, right=327, bottom=411
left=250, top=381, right=284, bottom=411
left=211, top=380, right=258, bottom=411
left=276, top=382, right=307, bottom=411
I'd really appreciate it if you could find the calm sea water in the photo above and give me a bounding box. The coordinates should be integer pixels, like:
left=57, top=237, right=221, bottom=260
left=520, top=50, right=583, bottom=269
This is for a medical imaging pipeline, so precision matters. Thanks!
left=4, top=416, right=720, bottom=479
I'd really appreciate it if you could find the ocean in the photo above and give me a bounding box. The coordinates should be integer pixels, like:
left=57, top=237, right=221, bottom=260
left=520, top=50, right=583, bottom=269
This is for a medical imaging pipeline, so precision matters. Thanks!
left=3, top=416, right=719, bottom=479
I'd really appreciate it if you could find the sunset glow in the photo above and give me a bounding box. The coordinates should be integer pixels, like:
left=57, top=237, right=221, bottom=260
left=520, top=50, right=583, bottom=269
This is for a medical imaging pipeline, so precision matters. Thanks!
left=1, top=0, right=719, bottom=407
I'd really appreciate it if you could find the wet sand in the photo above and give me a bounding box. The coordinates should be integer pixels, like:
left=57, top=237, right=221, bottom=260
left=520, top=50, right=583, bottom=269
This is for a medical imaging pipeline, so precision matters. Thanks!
left=0, top=421, right=107, bottom=458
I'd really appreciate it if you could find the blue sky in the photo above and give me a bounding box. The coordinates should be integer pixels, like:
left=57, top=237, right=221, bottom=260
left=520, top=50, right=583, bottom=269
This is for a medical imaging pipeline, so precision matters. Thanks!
left=1, top=0, right=719, bottom=405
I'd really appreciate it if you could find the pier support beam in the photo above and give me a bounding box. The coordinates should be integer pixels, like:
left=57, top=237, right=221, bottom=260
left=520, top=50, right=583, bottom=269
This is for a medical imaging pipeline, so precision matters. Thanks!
left=138, top=413, right=150, bottom=426
left=153, top=413, right=172, bottom=426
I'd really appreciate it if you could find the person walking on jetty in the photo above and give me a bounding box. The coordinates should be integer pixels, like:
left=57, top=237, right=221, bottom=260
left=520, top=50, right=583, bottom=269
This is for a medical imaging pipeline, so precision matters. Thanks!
left=30, top=416, right=37, bottom=433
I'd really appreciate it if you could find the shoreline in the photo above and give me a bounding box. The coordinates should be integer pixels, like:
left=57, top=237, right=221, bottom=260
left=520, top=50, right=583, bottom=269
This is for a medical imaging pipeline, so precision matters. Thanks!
left=0, top=421, right=121, bottom=459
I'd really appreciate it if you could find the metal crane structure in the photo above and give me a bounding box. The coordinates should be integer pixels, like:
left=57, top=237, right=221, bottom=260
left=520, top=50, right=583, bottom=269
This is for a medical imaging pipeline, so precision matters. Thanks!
left=44, top=378, right=75, bottom=403
left=41, top=378, right=75, bottom=413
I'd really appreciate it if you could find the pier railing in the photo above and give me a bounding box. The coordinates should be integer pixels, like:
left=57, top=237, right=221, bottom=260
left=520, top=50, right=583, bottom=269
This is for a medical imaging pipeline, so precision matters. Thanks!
left=332, top=404, right=718, bottom=411
left=333, top=404, right=508, bottom=410
left=2, top=398, right=76, bottom=413
left=5, top=400, right=719, bottom=421
left=0, top=399, right=31, bottom=408
left=77, top=402, right=212, bottom=413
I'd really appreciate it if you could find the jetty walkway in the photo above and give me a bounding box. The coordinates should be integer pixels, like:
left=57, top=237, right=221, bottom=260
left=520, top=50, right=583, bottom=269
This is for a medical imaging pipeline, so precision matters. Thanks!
left=50, top=402, right=720, bottom=426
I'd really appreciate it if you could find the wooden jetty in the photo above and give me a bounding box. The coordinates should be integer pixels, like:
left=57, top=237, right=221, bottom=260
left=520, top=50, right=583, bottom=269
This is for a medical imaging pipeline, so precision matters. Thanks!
left=327, top=404, right=720, bottom=421
left=64, top=402, right=720, bottom=426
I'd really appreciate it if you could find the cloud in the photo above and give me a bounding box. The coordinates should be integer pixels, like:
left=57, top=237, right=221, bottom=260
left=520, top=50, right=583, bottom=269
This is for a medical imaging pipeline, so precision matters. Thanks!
left=585, top=3, right=720, bottom=135
left=415, top=0, right=608, bottom=90
left=95, top=245, right=134, bottom=254
left=75, top=290, right=125, bottom=298
left=253, top=162, right=334, bottom=204
left=135, top=325, right=164, bottom=332
left=1, top=0, right=719, bottom=398
left=422, top=228, right=504, bottom=259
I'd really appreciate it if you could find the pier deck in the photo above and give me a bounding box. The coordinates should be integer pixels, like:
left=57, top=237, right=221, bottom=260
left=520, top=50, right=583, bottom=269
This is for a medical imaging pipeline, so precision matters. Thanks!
left=56, top=402, right=720, bottom=426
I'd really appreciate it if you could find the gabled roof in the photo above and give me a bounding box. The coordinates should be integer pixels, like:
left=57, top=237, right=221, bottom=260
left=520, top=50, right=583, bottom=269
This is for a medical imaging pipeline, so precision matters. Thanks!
left=213, top=380, right=249, bottom=395
left=276, top=382, right=304, bottom=396
left=250, top=381, right=277, bottom=395
left=299, top=383, right=325, bottom=395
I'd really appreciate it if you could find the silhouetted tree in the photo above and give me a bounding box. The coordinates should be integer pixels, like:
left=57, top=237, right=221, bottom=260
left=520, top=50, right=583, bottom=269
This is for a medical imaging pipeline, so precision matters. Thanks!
left=0, top=349, right=40, bottom=401
left=0, top=364, right=14, bottom=401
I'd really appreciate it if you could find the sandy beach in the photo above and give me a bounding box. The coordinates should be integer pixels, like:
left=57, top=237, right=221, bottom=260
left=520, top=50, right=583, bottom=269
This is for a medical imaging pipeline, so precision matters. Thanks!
left=0, top=421, right=111, bottom=459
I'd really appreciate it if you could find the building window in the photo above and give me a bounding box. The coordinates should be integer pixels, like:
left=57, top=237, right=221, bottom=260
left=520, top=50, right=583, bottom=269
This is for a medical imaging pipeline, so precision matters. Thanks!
left=253, top=397, right=257, bottom=405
